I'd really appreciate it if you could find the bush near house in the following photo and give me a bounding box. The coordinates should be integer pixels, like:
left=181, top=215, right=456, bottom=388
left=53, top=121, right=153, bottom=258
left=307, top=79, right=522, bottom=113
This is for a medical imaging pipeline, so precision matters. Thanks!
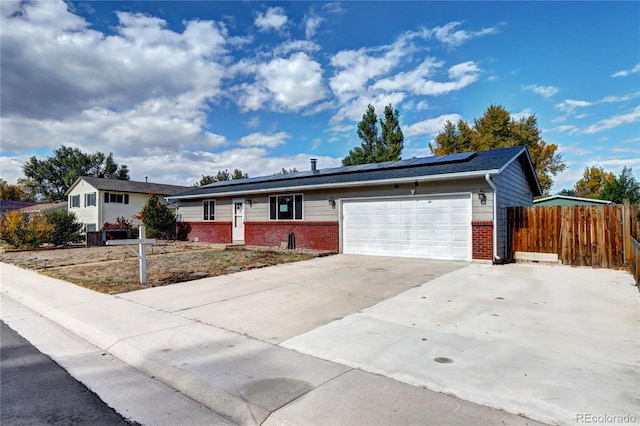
left=43, top=210, right=84, bottom=246
left=136, top=194, right=176, bottom=239
left=0, top=211, right=54, bottom=249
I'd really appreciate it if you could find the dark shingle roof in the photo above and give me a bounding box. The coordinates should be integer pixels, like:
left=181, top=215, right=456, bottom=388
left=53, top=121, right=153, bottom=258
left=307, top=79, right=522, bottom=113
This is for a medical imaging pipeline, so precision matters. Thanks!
left=71, top=177, right=189, bottom=196
left=170, top=147, right=541, bottom=199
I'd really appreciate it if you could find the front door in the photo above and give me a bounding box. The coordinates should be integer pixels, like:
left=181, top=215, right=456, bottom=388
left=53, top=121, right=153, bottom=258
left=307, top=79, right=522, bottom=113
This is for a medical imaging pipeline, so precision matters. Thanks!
left=232, top=199, right=245, bottom=242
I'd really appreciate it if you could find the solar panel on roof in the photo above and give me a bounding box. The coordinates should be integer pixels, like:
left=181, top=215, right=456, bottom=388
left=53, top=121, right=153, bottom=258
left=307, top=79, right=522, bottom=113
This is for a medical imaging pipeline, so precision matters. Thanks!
left=442, top=151, right=477, bottom=162
left=409, top=156, right=440, bottom=166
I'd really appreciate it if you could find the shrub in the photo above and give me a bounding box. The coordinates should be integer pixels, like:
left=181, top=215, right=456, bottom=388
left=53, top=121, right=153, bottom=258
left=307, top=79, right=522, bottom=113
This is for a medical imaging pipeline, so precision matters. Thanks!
left=136, top=194, right=176, bottom=239
left=101, top=216, right=134, bottom=230
left=0, top=211, right=54, bottom=249
left=43, top=210, right=83, bottom=246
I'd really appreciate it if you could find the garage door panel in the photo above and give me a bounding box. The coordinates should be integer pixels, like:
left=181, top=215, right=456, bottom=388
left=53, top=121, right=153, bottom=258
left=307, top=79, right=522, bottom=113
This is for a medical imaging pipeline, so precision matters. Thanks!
left=342, top=195, right=471, bottom=260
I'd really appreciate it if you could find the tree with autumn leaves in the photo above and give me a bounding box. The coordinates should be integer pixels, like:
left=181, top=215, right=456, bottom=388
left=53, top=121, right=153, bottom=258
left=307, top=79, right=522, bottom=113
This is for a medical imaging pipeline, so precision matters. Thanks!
left=430, top=104, right=565, bottom=193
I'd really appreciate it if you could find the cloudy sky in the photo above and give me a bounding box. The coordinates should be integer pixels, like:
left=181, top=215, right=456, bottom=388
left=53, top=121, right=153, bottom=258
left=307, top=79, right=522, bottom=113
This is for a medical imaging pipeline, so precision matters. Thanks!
left=1, top=1, right=638, bottom=192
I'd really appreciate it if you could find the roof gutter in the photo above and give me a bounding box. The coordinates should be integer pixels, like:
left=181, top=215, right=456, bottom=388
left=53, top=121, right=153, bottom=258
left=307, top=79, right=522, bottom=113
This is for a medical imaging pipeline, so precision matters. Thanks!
left=485, top=173, right=500, bottom=262
left=166, top=169, right=501, bottom=201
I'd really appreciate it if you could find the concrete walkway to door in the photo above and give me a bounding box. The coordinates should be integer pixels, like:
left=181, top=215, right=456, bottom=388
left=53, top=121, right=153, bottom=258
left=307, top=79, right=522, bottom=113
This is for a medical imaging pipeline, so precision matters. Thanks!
left=121, top=255, right=467, bottom=344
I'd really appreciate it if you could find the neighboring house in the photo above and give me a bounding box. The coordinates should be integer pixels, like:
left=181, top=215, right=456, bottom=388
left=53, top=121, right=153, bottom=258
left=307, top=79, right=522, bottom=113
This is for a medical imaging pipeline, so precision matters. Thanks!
left=65, top=177, right=189, bottom=232
left=19, top=201, right=67, bottom=218
left=167, top=146, right=542, bottom=262
left=533, top=195, right=613, bottom=207
left=0, top=200, right=37, bottom=218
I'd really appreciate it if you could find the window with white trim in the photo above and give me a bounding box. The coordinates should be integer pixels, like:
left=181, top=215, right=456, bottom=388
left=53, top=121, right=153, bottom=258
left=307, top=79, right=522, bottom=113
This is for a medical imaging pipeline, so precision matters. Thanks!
left=85, top=192, right=96, bottom=207
left=269, top=194, right=303, bottom=220
left=203, top=200, right=215, bottom=221
left=104, top=192, right=129, bottom=204
left=70, top=194, right=80, bottom=208
left=85, top=224, right=97, bottom=232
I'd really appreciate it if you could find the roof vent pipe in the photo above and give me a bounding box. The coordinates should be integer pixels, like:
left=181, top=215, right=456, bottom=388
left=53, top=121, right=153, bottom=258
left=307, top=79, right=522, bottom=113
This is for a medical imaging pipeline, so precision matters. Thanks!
left=310, top=158, right=317, bottom=171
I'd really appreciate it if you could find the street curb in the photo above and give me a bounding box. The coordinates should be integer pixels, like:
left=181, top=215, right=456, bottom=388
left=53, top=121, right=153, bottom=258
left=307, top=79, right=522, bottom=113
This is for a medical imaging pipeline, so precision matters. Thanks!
left=1, top=266, right=273, bottom=425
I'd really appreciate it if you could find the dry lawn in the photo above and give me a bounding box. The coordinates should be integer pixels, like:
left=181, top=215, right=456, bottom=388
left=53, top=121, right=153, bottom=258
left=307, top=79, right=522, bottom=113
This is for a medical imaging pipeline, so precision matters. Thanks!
left=1, top=242, right=317, bottom=294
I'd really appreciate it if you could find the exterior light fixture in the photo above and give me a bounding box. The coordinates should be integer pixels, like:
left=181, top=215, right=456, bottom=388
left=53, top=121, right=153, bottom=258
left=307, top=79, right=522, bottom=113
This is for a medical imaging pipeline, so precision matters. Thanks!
left=328, top=196, right=336, bottom=207
left=245, top=199, right=253, bottom=207
left=410, top=187, right=416, bottom=195
left=414, top=181, right=419, bottom=187
left=478, top=190, right=487, bottom=204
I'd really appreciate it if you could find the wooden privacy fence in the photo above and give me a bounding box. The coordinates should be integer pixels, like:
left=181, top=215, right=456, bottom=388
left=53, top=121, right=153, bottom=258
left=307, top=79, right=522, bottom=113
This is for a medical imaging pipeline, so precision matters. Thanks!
left=508, top=204, right=638, bottom=269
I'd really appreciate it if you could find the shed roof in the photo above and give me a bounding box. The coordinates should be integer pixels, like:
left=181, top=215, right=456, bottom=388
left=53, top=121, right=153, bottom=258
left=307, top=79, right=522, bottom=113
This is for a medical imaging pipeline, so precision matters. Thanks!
left=66, top=177, right=189, bottom=196
left=169, top=146, right=542, bottom=200
left=19, top=201, right=67, bottom=213
left=533, top=195, right=613, bottom=206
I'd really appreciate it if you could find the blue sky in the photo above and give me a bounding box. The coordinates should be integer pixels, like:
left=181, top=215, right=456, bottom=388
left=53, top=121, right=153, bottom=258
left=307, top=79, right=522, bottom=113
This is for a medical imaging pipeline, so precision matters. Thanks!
left=1, top=1, right=638, bottom=193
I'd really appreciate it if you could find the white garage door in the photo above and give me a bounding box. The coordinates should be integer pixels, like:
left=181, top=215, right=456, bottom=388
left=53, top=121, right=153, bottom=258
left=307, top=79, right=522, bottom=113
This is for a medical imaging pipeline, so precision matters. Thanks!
left=342, top=194, right=472, bottom=260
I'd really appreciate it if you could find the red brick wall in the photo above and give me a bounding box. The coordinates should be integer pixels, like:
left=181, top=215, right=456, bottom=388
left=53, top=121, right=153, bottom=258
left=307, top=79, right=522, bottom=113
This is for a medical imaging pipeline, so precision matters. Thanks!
left=246, top=221, right=339, bottom=251
left=472, top=221, right=493, bottom=261
left=185, top=222, right=232, bottom=244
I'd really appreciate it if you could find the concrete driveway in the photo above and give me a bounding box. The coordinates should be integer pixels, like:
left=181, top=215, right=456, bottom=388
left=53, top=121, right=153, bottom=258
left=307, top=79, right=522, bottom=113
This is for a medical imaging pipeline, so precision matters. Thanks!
left=121, top=254, right=466, bottom=344
left=283, top=262, right=640, bottom=425
left=121, top=255, right=639, bottom=425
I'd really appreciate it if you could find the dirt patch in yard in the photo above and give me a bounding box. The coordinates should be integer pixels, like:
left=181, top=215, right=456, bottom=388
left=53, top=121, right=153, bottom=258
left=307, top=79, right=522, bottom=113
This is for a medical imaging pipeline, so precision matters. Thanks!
left=1, top=242, right=320, bottom=294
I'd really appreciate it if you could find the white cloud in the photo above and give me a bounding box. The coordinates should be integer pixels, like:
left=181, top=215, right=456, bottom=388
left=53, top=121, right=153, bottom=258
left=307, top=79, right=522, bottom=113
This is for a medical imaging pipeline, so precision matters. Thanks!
left=254, top=7, right=288, bottom=32
left=523, top=84, right=559, bottom=98
left=584, top=106, right=640, bottom=134
left=611, top=63, right=640, bottom=78
left=403, top=114, right=462, bottom=137
left=238, top=132, right=289, bottom=148
left=555, top=99, right=593, bottom=112
left=260, top=52, right=326, bottom=110
left=420, top=22, right=500, bottom=47
left=329, top=92, right=406, bottom=127
left=329, top=38, right=409, bottom=100
left=274, top=40, right=321, bottom=56
left=372, top=59, right=480, bottom=97
left=304, top=13, right=324, bottom=39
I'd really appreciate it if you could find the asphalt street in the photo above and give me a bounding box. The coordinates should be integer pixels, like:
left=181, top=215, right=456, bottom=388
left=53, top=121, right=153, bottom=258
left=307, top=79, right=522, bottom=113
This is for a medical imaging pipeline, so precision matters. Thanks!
left=1, top=321, right=135, bottom=426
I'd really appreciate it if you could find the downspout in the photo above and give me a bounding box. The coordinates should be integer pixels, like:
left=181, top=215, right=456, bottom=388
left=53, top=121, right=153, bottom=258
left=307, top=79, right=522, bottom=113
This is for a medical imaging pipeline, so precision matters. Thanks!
left=485, top=174, right=500, bottom=262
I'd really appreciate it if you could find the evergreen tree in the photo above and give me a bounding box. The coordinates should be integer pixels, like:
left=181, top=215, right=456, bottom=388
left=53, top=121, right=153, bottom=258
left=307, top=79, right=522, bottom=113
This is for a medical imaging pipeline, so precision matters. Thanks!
left=138, top=194, right=176, bottom=239
left=600, top=167, right=640, bottom=204
left=43, top=210, right=83, bottom=246
left=343, top=104, right=404, bottom=166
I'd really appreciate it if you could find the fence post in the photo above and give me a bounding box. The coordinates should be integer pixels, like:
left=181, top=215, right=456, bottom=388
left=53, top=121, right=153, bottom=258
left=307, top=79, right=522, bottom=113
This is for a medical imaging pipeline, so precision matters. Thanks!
left=623, top=200, right=631, bottom=265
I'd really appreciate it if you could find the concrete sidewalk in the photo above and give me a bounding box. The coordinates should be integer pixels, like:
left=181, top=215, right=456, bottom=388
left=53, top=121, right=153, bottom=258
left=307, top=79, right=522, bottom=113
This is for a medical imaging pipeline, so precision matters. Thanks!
left=1, top=259, right=540, bottom=426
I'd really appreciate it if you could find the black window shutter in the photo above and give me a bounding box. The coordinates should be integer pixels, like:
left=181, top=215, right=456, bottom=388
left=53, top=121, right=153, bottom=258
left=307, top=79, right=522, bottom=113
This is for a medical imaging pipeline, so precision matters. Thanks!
left=269, top=196, right=277, bottom=220
left=294, top=195, right=303, bottom=220
left=124, top=194, right=129, bottom=204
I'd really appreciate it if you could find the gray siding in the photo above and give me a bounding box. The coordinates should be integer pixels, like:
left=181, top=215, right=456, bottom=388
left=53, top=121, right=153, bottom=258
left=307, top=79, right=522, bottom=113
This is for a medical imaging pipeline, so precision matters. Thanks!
left=177, top=199, right=232, bottom=222
left=175, top=177, right=494, bottom=223
left=493, top=158, right=534, bottom=258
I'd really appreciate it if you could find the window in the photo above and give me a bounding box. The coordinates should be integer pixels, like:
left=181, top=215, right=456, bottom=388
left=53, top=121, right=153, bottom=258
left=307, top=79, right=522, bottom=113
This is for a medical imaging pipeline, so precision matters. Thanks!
left=269, top=194, right=303, bottom=220
left=104, top=192, right=129, bottom=204
left=203, top=200, right=215, bottom=221
left=85, top=224, right=97, bottom=232
left=85, top=192, right=96, bottom=207
left=70, top=194, right=80, bottom=208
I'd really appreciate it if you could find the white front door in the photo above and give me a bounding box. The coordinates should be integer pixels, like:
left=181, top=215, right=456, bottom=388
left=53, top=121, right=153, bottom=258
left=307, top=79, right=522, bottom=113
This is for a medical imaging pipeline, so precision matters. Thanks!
left=232, top=199, right=245, bottom=241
